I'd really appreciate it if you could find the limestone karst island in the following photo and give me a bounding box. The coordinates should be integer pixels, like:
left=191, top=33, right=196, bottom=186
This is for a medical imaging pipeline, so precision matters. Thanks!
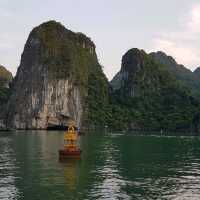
left=1, top=1, right=200, bottom=199
left=1, top=21, right=200, bottom=132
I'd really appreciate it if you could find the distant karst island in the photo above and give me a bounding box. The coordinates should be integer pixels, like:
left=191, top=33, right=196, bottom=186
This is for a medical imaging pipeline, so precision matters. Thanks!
left=1, top=20, right=200, bottom=132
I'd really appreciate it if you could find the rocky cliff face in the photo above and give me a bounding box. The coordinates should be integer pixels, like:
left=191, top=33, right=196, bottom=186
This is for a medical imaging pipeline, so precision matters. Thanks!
left=111, top=49, right=146, bottom=92
left=111, top=48, right=167, bottom=98
left=5, top=21, right=104, bottom=129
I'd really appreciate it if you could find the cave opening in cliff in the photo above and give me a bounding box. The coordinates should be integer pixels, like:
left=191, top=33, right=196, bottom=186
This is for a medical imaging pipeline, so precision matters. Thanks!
left=47, top=125, right=68, bottom=130
left=46, top=115, right=77, bottom=130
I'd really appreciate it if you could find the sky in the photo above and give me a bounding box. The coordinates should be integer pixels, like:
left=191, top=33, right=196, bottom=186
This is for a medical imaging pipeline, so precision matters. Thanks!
left=1, top=0, right=200, bottom=80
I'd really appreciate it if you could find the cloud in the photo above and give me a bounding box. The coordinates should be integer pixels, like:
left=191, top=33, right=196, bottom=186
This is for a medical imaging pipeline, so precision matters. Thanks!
left=151, top=4, right=200, bottom=70
left=188, top=4, right=200, bottom=32
left=154, top=39, right=200, bottom=67
left=0, top=4, right=13, bottom=19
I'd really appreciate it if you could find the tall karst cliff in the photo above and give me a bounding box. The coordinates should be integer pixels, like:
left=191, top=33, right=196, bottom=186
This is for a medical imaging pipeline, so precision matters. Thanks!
left=110, top=48, right=200, bottom=131
left=5, top=21, right=109, bottom=129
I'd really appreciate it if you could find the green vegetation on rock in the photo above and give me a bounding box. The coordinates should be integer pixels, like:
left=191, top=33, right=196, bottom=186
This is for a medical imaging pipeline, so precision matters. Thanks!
left=0, top=65, right=12, bottom=87
left=0, top=65, right=12, bottom=105
left=150, top=51, right=200, bottom=99
left=86, top=64, right=110, bottom=127
left=110, top=49, right=200, bottom=132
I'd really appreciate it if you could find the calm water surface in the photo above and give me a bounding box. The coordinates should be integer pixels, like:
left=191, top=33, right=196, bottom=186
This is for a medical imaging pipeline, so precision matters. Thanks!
left=0, top=131, right=200, bottom=200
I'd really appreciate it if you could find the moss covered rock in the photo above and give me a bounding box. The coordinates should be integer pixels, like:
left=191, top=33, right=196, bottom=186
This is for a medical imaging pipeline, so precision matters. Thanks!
left=5, top=20, right=109, bottom=129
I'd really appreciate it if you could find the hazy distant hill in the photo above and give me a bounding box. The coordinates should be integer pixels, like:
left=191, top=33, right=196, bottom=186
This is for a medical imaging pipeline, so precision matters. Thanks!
left=150, top=51, right=200, bottom=99
left=0, top=65, right=12, bottom=88
left=0, top=65, right=12, bottom=104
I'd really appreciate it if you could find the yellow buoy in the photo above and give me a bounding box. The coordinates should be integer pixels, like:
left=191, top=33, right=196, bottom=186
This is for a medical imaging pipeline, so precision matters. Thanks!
left=59, top=125, right=81, bottom=159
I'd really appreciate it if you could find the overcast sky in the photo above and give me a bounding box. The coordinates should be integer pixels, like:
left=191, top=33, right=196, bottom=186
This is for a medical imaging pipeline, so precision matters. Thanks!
left=1, top=0, right=200, bottom=80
